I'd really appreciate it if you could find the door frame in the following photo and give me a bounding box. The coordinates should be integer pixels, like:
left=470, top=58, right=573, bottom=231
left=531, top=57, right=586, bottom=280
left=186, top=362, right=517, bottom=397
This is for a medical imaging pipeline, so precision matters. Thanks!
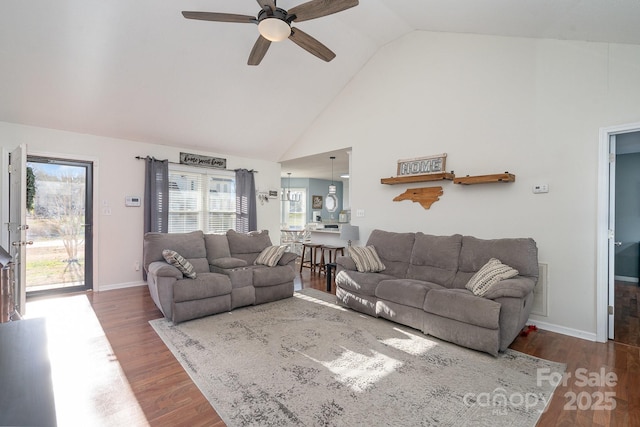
left=26, top=155, right=95, bottom=295
left=596, top=121, right=640, bottom=342
left=24, top=150, right=99, bottom=295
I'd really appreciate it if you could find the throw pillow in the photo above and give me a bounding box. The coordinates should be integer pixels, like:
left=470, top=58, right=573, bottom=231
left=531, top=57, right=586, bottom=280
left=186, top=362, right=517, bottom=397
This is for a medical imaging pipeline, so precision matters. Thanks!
left=349, top=246, right=386, bottom=273
left=162, top=249, right=197, bottom=279
left=466, top=258, right=519, bottom=297
left=254, top=245, right=287, bottom=267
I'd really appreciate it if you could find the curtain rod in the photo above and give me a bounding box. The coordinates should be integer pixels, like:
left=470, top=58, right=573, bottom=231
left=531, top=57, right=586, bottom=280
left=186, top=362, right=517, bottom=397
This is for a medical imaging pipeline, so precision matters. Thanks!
left=135, top=156, right=257, bottom=173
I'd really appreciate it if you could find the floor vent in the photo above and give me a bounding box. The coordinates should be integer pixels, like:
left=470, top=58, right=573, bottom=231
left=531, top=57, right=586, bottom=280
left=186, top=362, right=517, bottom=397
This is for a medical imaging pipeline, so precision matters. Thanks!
left=531, top=263, right=548, bottom=317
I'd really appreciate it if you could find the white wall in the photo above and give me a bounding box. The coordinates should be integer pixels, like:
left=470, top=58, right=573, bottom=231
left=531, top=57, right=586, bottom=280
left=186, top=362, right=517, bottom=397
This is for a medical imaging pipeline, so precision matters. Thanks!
left=281, top=31, right=640, bottom=338
left=0, top=122, right=282, bottom=291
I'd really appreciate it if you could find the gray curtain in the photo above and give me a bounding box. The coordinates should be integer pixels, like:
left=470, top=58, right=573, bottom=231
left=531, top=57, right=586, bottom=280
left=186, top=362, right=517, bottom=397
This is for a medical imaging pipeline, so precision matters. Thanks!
left=235, top=169, right=256, bottom=233
left=144, top=157, right=169, bottom=234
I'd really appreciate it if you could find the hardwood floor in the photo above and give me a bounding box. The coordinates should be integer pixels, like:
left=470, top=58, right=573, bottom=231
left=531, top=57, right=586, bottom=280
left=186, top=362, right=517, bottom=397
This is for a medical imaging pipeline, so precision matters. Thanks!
left=87, top=286, right=223, bottom=427
left=615, top=280, right=640, bottom=347
left=25, top=271, right=640, bottom=426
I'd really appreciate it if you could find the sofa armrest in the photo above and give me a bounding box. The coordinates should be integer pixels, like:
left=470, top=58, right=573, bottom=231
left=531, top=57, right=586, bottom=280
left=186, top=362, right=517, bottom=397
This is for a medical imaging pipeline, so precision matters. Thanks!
left=148, top=261, right=182, bottom=279
left=278, top=251, right=298, bottom=266
left=336, top=255, right=357, bottom=271
left=482, top=276, right=536, bottom=300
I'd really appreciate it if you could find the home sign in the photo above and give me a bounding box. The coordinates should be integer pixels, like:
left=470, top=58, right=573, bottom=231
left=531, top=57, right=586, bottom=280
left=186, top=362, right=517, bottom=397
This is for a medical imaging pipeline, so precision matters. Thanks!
left=397, top=153, right=447, bottom=176
left=180, top=152, right=227, bottom=169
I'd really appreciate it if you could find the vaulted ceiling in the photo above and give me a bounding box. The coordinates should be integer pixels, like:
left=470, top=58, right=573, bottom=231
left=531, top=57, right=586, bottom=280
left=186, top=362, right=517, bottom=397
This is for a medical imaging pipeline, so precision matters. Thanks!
left=2, top=0, right=640, bottom=165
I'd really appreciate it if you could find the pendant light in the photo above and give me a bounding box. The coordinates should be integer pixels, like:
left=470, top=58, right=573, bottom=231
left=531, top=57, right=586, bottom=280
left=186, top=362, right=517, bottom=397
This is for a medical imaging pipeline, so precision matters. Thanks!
left=284, top=172, right=300, bottom=202
left=325, top=156, right=338, bottom=212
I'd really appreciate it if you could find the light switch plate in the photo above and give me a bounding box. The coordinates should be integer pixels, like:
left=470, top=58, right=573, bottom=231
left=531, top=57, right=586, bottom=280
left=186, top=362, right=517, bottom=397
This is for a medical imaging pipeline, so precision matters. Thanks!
left=532, top=184, right=549, bottom=194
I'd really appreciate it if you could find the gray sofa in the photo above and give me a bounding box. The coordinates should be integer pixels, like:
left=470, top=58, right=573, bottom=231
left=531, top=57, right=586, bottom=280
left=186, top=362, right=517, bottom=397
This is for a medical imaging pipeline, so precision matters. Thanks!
left=335, top=229, right=539, bottom=356
left=143, top=229, right=296, bottom=323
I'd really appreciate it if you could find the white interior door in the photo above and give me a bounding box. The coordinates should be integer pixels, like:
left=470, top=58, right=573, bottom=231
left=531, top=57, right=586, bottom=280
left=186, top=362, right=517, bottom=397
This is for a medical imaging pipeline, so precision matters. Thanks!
left=607, top=135, right=616, bottom=339
left=8, top=144, right=27, bottom=316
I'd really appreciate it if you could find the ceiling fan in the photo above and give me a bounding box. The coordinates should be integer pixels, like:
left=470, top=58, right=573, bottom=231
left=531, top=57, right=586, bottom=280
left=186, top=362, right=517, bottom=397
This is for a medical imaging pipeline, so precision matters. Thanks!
left=182, top=0, right=359, bottom=66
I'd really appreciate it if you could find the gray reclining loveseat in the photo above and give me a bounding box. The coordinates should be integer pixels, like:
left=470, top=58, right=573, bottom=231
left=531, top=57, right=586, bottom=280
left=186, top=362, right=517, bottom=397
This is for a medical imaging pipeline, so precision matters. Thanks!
left=143, top=229, right=296, bottom=323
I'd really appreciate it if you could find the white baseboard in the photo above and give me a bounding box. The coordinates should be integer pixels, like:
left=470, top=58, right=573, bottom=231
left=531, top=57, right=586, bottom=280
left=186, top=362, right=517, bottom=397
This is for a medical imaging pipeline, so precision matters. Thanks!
left=527, top=318, right=598, bottom=342
left=614, top=275, right=639, bottom=283
left=97, top=281, right=146, bottom=292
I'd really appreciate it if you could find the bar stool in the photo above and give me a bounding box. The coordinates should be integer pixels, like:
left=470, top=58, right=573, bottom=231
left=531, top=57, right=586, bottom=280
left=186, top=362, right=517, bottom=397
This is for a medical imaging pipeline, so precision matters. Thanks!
left=300, top=243, right=323, bottom=274
left=319, top=245, right=345, bottom=276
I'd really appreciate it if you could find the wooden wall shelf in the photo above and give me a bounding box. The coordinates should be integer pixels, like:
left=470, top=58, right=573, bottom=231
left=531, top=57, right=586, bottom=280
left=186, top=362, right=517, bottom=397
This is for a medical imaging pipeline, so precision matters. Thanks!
left=381, top=172, right=455, bottom=185
left=453, top=173, right=515, bottom=185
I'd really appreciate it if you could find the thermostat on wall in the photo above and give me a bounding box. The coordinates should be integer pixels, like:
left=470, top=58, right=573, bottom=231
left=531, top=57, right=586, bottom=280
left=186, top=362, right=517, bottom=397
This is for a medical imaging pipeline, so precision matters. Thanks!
left=125, top=196, right=141, bottom=207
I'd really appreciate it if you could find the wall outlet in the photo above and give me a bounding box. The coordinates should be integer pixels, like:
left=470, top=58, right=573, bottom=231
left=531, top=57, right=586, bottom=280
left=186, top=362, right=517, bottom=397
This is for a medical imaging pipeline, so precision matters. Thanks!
left=532, top=184, right=549, bottom=194
left=102, top=207, right=112, bottom=215
left=134, top=261, right=140, bottom=271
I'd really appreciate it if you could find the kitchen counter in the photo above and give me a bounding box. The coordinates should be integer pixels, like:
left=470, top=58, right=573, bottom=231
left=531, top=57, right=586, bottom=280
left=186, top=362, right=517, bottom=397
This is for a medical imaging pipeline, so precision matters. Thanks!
left=308, top=228, right=346, bottom=246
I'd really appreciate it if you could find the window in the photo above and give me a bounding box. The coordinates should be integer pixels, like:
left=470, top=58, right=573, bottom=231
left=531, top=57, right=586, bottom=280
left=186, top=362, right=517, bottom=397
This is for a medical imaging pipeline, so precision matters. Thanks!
left=281, top=188, right=306, bottom=228
left=168, top=165, right=236, bottom=233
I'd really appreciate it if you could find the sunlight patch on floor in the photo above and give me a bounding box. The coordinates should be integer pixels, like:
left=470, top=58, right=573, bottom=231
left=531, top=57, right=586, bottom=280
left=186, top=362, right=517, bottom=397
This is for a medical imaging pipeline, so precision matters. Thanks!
left=305, top=346, right=402, bottom=393
left=294, top=291, right=349, bottom=312
left=380, top=327, right=440, bottom=356
left=26, top=294, right=148, bottom=426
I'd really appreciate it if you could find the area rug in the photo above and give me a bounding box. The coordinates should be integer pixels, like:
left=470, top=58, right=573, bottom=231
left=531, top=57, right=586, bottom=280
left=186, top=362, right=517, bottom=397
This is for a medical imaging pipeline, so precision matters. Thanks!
left=150, top=289, right=565, bottom=426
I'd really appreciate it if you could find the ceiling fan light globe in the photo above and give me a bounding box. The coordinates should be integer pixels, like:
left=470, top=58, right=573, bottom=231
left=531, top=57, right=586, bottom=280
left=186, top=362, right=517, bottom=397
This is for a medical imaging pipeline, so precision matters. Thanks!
left=258, top=18, right=291, bottom=42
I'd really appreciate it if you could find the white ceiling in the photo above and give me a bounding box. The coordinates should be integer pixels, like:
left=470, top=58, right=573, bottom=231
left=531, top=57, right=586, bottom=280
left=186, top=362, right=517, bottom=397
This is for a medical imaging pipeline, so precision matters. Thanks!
left=2, top=0, right=640, bottom=178
left=280, top=148, right=351, bottom=181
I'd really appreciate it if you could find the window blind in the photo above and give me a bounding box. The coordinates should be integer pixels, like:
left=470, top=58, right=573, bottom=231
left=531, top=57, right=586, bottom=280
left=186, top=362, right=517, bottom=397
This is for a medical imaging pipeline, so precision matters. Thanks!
left=168, top=165, right=236, bottom=234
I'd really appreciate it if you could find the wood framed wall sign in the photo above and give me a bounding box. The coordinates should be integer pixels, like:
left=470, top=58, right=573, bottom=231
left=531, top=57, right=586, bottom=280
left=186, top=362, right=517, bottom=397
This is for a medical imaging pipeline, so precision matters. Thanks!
left=180, top=152, right=227, bottom=169
left=397, top=153, right=447, bottom=176
left=312, top=195, right=323, bottom=209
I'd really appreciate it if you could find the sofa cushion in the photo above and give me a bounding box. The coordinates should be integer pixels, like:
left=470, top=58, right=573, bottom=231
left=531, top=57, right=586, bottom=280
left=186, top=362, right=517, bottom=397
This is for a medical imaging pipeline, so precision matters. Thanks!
left=210, top=257, right=248, bottom=269
left=375, top=279, right=445, bottom=309
left=252, top=265, right=295, bottom=287
left=192, top=258, right=212, bottom=274
left=226, top=229, right=272, bottom=255
left=366, top=229, right=415, bottom=278
left=335, top=270, right=396, bottom=296
left=466, top=258, right=519, bottom=296
left=452, top=236, right=538, bottom=289
left=173, top=273, right=232, bottom=303
left=423, top=289, right=501, bottom=330
left=254, top=245, right=287, bottom=267
left=162, top=249, right=197, bottom=279
left=143, top=230, right=206, bottom=272
left=210, top=266, right=253, bottom=289
left=349, top=246, right=386, bottom=273
left=278, top=252, right=298, bottom=266
left=407, top=233, right=462, bottom=287
left=204, top=233, right=231, bottom=261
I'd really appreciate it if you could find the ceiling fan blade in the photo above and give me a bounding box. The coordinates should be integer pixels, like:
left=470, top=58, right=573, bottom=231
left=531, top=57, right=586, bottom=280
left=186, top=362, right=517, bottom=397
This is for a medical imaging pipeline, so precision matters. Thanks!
left=248, top=36, right=272, bottom=66
left=288, top=28, right=335, bottom=62
left=182, top=11, right=256, bottom=24
left=256, top=0, right=277, bottom=12
left=288, top=0, right=358, bottom=23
